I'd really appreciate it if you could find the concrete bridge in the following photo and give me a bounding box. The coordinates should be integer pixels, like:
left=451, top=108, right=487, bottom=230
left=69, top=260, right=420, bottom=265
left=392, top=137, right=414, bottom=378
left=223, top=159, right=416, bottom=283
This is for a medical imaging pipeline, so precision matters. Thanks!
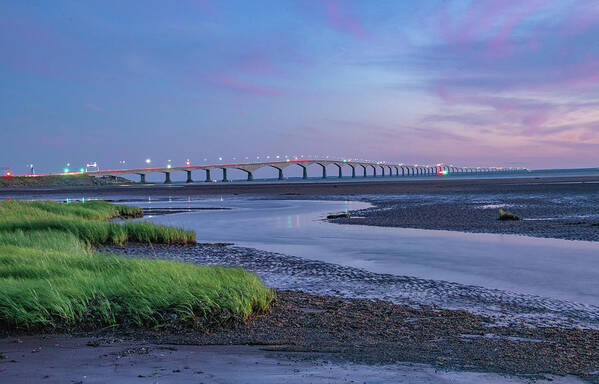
left=87, top=159, right=528, bottom=184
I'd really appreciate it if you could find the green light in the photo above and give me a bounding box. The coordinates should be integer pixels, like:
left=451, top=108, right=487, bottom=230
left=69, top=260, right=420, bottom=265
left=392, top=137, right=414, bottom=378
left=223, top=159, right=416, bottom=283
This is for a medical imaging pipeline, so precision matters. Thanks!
left=63, top=168, right=70, bottom=173
left=442, top=170, right=448, bottom=175
left=80, top=168, right=84, bottom=173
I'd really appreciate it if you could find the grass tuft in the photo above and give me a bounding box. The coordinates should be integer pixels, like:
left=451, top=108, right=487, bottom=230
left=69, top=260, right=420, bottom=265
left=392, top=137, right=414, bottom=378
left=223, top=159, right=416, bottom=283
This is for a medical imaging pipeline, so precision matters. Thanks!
left=0, top=200, right=194, bottom=245
left=0, top=200, right=274, bottom=331
left=498, top=208, right=520, bottom=221
left=327, top=213, right=350, bottom=219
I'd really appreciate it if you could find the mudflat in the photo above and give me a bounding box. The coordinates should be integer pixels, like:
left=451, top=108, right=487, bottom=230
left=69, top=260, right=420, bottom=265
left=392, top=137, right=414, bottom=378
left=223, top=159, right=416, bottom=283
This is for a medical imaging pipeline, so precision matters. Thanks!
left=1, top=291, right=597, bottom=383
left=1, top=175, right=598, bottom=197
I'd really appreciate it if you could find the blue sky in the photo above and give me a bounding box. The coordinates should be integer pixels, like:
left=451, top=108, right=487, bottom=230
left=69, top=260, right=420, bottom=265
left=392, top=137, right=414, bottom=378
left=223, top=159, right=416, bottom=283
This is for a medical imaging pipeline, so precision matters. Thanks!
left=1, top=0, right=599, bottom=173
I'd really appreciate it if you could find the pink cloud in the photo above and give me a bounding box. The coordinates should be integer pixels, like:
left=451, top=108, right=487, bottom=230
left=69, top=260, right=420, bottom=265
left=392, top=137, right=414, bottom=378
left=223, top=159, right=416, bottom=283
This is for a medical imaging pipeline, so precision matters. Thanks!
left=562, top=57, right=599, bottom=90
left=484, top=0, right=546, bottom=59
left=434, top=1, right=548, bottom=60
left=437, top=1, right=512, bottom=46
left=323, top=0, right=367, bottom=39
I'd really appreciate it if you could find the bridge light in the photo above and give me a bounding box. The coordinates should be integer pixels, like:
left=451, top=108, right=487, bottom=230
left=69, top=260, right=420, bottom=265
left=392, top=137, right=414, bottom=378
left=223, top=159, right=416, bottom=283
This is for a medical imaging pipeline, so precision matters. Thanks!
left=167, top=164, right=172, bottom=169
left=80, top=168, right=84, bottom=173
left=145, top=158, right=151, bottom=164
left=64, top=168, right=70, bottom=173
left=5, top=170, right=11, bottom=177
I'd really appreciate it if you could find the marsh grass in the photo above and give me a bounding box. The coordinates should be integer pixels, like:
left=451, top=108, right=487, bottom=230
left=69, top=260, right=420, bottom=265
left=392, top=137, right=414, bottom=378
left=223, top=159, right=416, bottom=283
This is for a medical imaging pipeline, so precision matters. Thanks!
left=498, top=208, right=520, bottom=221
left=0, top=200, right=274, bottom=331
left=0, top=200, right=195, bottom=245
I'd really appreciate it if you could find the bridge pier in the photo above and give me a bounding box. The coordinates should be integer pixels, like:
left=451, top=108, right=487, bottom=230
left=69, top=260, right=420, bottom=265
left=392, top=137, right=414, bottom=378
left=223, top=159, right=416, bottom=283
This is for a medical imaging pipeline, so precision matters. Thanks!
left=185, top=170, right=193, bottom=183
left=335, top=164, right=342, bottom=178
left=163, top=172, right=171, bottom=184
left=278, top=168, right=284, bottom=180
left=205, top=169, right=211, bottom=182
left=138, top=174, right=146, bottom=183
left=351, top=165, right=356, bottom=178
left=380, top=166, right=385, bottom=177
left=300, top=165, right=308, bottom=179
left=246, top=171, right=253, bottom=181
left=221, top=168, right=228, bottom=182
left=373, top=166, right=377, bottom=177
left=361, top=165, right=367, bottom=177
left=318, top=164, right=327, bottom=179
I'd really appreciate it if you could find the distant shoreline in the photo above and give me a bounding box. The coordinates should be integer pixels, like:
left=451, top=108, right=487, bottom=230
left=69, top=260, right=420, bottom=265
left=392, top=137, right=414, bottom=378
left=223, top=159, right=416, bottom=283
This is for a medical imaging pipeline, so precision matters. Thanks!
left=1, top=175, right=598, bottom=197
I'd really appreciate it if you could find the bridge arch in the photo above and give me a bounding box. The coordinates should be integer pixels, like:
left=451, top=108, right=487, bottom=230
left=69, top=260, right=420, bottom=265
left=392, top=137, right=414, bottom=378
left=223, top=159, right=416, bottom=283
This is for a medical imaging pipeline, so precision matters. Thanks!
left=356, top=164, right=366, bottom=177
left=333, top=163, right=344, bottom=178
left=348, top=163, right=357, bottom=178
left=316, top=163, right=327, bottom=179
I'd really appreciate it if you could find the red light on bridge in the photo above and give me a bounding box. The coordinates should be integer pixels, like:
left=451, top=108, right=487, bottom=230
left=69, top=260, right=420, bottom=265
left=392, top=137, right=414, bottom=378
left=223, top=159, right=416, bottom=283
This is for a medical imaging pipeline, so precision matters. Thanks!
left=437, top=170, right=443, bottom=176
left=5, top=171, right=11, bottom=177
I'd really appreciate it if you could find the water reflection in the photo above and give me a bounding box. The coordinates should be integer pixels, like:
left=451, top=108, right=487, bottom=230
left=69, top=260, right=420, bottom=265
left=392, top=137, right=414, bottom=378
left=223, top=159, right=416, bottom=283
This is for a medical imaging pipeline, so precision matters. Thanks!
left=134, top=198, right=599, bottom=307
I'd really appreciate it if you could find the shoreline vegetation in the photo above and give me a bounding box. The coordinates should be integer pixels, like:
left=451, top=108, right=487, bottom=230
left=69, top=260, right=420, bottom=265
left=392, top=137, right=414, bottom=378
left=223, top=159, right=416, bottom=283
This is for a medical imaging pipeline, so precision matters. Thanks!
left=0, top=174, right=132, bottom=188
left=0, top=200, right=274, bottom=332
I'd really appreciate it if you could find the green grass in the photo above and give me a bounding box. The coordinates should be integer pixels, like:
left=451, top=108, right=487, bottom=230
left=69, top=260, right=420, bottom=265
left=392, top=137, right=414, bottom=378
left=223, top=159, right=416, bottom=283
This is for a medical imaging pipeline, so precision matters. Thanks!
left=0, top=200, right=195, bottom=245
left=498, top=208, right=520, bottom=221
left=0, top=200, right=275, bottom=330
left=0, top=174, right=133, bottom=188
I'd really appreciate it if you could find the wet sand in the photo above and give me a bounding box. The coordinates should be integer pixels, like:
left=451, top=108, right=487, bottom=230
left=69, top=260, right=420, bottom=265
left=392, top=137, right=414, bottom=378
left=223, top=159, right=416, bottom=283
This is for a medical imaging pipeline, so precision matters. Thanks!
left=330, top=185, right=599, bottom=242
left=0, top=333, right=587, bottom=384
left=2, top=291, right=598, bottom=383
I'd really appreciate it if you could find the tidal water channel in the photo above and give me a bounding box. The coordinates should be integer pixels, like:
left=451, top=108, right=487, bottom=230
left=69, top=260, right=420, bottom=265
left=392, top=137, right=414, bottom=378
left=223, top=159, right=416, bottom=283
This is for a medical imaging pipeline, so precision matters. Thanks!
left=129, top=197, right=599, bottom=308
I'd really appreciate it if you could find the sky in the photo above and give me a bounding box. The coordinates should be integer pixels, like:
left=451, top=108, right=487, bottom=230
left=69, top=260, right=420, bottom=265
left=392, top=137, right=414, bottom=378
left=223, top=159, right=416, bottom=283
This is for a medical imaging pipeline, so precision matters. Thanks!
left=1, top=0, right=599, bottom=174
